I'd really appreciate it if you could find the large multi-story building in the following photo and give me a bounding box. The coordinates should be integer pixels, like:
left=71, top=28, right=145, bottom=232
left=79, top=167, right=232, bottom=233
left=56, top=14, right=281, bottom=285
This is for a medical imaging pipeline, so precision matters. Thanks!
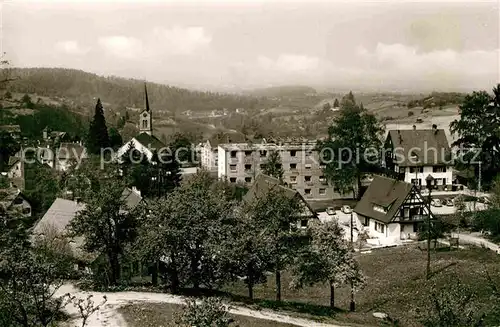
left=217, top=139, right=346, bottom=200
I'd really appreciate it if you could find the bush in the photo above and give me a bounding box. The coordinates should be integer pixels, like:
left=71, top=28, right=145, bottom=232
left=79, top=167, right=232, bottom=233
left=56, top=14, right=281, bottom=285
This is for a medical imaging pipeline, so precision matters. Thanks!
left=408, top=111, right=414, bottom=117
left=174, top=297, right=233, bottom=327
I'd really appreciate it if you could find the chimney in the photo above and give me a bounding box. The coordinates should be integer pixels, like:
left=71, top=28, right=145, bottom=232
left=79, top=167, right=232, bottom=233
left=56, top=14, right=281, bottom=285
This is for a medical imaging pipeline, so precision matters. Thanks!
left=413, top=125, right=416, bottom=130
left=432, top=124, right=438, bottom=134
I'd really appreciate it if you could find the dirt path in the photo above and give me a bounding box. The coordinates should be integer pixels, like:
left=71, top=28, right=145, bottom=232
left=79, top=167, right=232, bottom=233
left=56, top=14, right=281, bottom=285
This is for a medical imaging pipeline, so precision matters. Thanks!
left=57, top=284, right=350, bottom=327
left=451, top=232, right=500, bottom=253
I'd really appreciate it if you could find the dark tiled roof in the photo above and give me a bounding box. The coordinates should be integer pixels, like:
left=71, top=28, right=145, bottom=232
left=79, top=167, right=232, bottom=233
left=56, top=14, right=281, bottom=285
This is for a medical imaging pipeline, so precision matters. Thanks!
left=57, top=143, right=87, bottom=160
left=0, top=188, right=22, bottom=211
left=208, top=132, right=247, bottom=147
left=135, top=133, right=165, bottom=150
left=243, top=173, right=317, bottom=218
left=387, top=129, right=450, bottom=167
left=0, top=125, right=21, bottom=133
left=354, top=175, right=413, bottom=224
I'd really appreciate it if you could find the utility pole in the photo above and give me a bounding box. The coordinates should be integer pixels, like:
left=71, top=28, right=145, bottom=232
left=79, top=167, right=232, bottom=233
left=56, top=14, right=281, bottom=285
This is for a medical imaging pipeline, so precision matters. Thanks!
left=425, top=175, right=434, bottom=279
left=478, top=161, right=482, bottom=193
left=350, top=211, right=355, bottom=312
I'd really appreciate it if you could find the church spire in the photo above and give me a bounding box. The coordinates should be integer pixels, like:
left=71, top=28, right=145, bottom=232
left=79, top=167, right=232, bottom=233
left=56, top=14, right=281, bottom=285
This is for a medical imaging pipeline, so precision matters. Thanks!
left=144, top=82, right=150, bottom=112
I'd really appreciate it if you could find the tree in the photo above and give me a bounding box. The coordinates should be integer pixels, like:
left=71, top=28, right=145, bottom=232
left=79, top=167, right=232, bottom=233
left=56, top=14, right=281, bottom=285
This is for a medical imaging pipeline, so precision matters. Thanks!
left=318, top=92, right=385, bottom=199
left=0, top=130, right=20, bottom=172
left=323, top=102, right=331, bottom=111
left=21, top=94, right=34, bottom=109
left=135, top=171, right=235, bottom=291
left=86, top=98, right=110, bottom=154
left=108, top=127, right=123, bottom=150
left=174, top=297, right=233, bottom=327
left=69, top=180, right=137, bottom=286
left=169, top=132, right=194, bottom=164
left=422, top=280, right=490, bottom=327
left=450, top=84, right=500, bottom=189
left=219, top=203, right=271, bottom=299
left=291, top=220, right=365, bottom=308
left=23, top=162, right=60, bottom=217
left=0, top=212, right=70, bottom=327
left=333, top=98, right=340, bottom=108
left=245, top=186, right=303, bottom=302
left=261, top=150, right=284, bottom=182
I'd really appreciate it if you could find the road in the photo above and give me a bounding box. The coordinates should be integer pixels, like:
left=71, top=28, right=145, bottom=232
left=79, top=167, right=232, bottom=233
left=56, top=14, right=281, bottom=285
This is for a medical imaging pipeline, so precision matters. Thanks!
left=57, top=284, right=351, bottom=327
left=451, top=232, right=500, bottom=253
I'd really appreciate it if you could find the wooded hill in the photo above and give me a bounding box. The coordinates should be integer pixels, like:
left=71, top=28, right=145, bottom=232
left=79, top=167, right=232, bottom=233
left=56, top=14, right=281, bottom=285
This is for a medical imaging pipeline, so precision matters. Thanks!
left=5, top=68, right=276, bottom=114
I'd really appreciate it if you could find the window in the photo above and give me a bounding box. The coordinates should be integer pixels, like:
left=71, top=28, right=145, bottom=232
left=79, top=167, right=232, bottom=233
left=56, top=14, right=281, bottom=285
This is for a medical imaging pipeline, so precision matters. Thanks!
left=230, top=164, right=237, bottom=171
left=375, top=222, right=385, bottom=233
left=244, top=164, right=252, bottom=171
left=142, top=120, right=148, bottom=129
left=245, top=151, right=252, bottom=157
left=300, top=219, right=308, bottom=228
left=305, top=164, right=311, bottom=170
left=320, top=163, right=326, bottom=169
left=304, top=176, right=311, bottom=182
left=230, top=151, right=237, bottom=158
left=260, top=150, right=267, bottom=157
left=319, top=188, right=326, bottom=195
left=362, top=217, right=369, bottom=227
left=290, top=150, right=297, bottom=157
left=319, top=176, right=326, bottom=182
left=400, top=167, right=406, bottom=173
left=22, top=207, right=31, bottom=215
left=290, top=176, right=297, bottom=183
left=373, top=204, right=387, bottom=213
left=245, top=177, right=252, bottom=183
left=229, top=178, right=236, bottom=183
left=433, top=166, right=445, bottom=173
left=276, top=164, right=282, bottom=169
left=304, top=188, right=311, bottom=195
left=410, top=167, right=422, bottom=173
left=290, top=163, right=297, bottom=169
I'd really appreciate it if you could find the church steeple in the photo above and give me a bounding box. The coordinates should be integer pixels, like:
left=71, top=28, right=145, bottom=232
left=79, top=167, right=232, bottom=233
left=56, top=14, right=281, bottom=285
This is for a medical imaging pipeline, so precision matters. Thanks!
left=139, top=83, right=152, bottom=135
left=144, top=82, right=150, bottom=112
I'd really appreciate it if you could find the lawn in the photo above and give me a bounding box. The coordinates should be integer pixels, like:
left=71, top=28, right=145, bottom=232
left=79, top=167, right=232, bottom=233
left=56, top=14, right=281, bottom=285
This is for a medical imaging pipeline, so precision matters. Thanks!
left=221, top=245, right=500, bottom=327
left=119, top=303, right=298, bottom=327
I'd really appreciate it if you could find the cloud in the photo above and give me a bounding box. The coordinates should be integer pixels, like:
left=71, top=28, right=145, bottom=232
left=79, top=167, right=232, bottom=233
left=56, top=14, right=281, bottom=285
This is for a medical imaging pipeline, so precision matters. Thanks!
left=98, top=26, right=211, bottom=59
left=152, top=26, right=211, bottom=55
left=352, top=43, right=499, bottom=89
left=257, top=54, right=320, bottom=72
left=97, top=36, right=143, bottom=59
left=54, top=40, right=90, bottom=55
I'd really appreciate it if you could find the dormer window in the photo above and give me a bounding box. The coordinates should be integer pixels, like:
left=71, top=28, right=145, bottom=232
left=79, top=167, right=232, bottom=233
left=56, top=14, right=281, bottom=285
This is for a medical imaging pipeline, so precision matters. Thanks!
left=373, top=204, right=387, bottom=213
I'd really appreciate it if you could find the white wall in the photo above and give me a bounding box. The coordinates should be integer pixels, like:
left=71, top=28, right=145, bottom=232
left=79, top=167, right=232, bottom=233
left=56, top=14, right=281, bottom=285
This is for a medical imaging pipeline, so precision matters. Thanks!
left=403, top=166, right=453, bottom=185
left=217, top=146, right=226, bottom=179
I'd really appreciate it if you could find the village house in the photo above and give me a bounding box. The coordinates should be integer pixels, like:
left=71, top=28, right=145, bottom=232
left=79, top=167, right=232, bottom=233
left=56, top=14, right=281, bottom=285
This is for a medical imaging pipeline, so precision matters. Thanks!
left=0, top=187, right=32, bottom=218
left=32, top=187, right=144, bottom=267
left=243, top=173, right=318, bottom=229
left=354, top=175, right=433, bottom=242
left=384, top=125, right=453, bottom=190
left=0, top=124, right=21, bottom=139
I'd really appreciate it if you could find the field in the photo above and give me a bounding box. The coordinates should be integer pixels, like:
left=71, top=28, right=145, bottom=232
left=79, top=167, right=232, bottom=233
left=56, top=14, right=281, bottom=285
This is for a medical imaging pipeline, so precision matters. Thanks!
left=220, top=245, right=500, bottom=327
left=119, top=303, right=298, bottom=327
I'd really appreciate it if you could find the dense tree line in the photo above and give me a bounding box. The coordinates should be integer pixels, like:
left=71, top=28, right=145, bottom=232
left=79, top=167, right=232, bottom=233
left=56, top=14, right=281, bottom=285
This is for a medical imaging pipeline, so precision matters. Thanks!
left=6, top=68, right=275, bottom=114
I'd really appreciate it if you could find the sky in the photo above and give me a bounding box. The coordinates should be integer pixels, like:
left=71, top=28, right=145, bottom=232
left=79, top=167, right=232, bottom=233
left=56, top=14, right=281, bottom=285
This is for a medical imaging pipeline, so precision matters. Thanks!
left=1, top=0, right=499, bottom=92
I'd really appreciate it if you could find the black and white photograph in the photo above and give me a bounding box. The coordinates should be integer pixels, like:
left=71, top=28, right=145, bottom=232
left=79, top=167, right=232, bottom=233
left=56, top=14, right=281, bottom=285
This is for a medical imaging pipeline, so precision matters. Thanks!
left=0, top=0, right=499, bottom=326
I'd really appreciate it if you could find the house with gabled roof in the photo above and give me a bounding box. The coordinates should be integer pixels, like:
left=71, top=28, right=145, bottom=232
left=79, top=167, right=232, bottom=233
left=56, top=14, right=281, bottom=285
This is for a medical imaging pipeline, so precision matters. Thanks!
left=116, top=83, right=167, bottom=162
left=56, top=142, right=88, bottom=171
left=384, top=125, right=453, bottom=190
left=0, top=187, right=32, bottom=218
left=354, top=175, right=434, bottom=242
left=243, top=173, right=317, bottom=229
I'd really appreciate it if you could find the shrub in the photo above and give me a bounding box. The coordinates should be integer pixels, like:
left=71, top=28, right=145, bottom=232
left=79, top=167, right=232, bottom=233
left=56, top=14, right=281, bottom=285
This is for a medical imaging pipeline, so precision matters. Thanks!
left=408, top=111, right=414, bottom=117
left=174, top=297, right=233, bottom=327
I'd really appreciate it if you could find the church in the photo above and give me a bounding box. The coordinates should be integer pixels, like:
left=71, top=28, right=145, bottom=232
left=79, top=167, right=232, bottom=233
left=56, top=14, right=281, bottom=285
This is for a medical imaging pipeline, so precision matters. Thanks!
left=116, top=83, right=166, bottom=161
